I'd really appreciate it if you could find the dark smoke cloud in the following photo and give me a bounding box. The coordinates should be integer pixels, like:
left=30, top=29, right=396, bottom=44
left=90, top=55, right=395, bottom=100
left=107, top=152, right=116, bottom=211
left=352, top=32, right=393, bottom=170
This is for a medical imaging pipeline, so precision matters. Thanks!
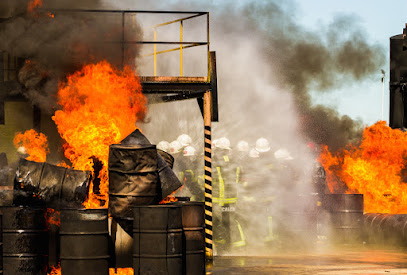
left=241, top=3, right=385, bottom=149
left=0, top=0, right=143, bottom=113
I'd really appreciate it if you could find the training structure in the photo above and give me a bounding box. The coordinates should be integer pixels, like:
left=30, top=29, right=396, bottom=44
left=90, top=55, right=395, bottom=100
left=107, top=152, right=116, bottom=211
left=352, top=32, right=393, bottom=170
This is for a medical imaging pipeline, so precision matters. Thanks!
left=0, top=9, right=218, bottom=262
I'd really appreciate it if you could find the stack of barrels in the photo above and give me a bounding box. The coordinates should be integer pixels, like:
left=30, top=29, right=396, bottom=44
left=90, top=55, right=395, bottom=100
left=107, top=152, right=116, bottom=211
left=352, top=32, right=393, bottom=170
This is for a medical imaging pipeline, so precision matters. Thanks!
left=132, top=202, right=205, bottom=275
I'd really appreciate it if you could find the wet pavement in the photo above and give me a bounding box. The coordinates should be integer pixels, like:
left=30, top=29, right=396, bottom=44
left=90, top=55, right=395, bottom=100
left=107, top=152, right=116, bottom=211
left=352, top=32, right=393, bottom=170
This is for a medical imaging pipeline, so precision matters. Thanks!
left=207, top=247, right=407, bottom=274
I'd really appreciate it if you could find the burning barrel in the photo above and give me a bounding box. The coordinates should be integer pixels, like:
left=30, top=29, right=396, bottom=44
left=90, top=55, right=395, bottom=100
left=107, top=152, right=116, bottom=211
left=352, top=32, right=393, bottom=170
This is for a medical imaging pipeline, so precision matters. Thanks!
left=324, top=194, right=364, bottom=245
left=60, top=208, right=109, bottom=275
left=133, top=205, right=183, bottom=275
left=1, top=206, right=48, bottom=275
left=176, top=201, right=205, bottom=275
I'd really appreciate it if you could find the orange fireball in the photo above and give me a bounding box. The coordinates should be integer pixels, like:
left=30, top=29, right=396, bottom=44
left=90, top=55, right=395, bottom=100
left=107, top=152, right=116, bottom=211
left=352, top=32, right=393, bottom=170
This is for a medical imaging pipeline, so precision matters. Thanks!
left=52, top=61, right=147, bottom=208
left=320, top=121, right=407, bottom=213
left=13, top=129, right=49, bottom=162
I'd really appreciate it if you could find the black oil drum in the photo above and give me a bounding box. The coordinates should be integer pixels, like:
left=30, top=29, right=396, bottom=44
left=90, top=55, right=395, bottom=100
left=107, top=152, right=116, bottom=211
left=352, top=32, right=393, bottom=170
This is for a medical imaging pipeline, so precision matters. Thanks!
left=60, top=208, right=109, bottom=275
left=0, top=213, right=2, bottom=274
left=364, top=213, right=407, bottom=246
left=177, top=201, right=205, bottom=275
left=1, top=206, right=48, bottom=275
left=133, top=205, right=183, bottom=275
left=324, top=194, right=364, bottom=245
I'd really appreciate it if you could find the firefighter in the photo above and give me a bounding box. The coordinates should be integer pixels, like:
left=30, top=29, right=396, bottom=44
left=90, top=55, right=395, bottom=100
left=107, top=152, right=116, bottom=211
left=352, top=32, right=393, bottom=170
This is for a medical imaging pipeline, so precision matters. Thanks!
left=180, top=145, right=205, bottom=201
left=157, top=140, right=171, bottom=153
left=169, top=140, right=184, bottom=181
left=254, top=138, right=279, bottom=246
left=212, top=137, right=246, bottom=253
left=177, top=134, right=192, bottom=148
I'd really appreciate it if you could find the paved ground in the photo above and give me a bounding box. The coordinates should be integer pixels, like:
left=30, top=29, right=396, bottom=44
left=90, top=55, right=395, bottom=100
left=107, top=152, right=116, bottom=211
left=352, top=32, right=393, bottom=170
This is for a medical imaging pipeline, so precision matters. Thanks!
left=207, top=246, right=407, bottom=274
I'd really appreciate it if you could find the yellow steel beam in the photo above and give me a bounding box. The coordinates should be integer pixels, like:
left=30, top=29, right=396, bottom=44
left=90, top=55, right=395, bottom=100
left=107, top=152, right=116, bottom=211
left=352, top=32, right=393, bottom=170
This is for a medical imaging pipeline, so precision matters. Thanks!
left=154, top=28, right=157, bottom=76
left=180, top=21, right=183, bottom=77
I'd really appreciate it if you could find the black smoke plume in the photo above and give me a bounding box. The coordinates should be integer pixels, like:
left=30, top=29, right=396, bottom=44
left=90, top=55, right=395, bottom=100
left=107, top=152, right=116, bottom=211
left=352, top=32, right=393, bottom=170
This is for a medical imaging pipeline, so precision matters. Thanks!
left=0, top=0, right=143, bottom=113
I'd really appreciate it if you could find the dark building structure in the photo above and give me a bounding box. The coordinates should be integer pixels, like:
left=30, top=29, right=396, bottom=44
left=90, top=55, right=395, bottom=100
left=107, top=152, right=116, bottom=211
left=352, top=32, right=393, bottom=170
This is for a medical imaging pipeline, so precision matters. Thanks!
left=390, top=24, right=407, bottom=129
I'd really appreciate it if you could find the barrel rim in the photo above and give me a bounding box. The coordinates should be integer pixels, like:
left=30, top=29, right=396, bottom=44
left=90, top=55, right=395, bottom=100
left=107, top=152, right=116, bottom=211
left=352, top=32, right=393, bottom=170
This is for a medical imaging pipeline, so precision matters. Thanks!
left=59, top=231, right=109, bottom=235
left=59, top=255, right=110, bottom=260
left=133, top=205, right=181, bottom=209
left=132, top=254, right=182, bottom=258
left=109, top=144, right=156, bottom=150
left=60, top=208, right=108, bottom=212
left=172, top=201, right=204, bottom=206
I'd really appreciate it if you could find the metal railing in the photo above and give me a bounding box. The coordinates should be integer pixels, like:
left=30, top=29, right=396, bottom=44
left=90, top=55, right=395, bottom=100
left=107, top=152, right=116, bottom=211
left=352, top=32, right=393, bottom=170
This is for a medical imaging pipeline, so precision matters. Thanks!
left=43, top=9, right=210, bottom=79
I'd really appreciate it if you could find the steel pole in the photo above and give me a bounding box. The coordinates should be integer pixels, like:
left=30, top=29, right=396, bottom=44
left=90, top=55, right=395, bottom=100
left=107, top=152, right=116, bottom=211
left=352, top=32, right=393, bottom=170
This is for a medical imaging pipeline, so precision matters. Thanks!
left=204, top=91, right=213, bottom=260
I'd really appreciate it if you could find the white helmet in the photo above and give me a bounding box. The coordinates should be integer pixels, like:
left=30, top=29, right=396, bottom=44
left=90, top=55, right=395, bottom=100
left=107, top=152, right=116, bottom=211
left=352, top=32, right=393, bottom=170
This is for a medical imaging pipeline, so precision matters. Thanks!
left=157, top=141, right=170, bottom=152
left=177, top=134, right=192, bottom=147
left=255, top=138, right=270, bottom=153
left=183, top=145, right=196, bottom=156
left=215, top=137, right=231, bottom=150
left=169, top=140, right=183, bottom=154
left=249, top=148, right=259, bottom=158
left=274, top=148, right=293, bottom=161
left=237, top=140, right=249, bottom=152
left=212, top=139, right=219, bottom=149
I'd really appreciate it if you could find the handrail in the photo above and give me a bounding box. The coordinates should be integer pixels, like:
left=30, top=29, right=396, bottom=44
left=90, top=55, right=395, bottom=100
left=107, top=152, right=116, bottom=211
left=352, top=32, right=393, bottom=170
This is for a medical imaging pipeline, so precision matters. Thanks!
left=41, top=9, right=210, bottom=78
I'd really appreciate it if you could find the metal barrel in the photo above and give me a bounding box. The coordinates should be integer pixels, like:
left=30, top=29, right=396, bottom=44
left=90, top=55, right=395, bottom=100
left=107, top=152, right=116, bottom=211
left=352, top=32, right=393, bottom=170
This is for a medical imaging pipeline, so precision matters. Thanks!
left=323, top=194, right=364, bottom=245
left=176, top=201, right=205, bottom=275
left=0, top=213, right=2, bottom=274
left=60, top=208, right=109, bottom=275
left=364, top=213, right=407, bottom=246
left=133, top=205, right=183, bottom=275
left=109, top=144, right=159, bottom=235
left=1, top=206, right=48, bottom=275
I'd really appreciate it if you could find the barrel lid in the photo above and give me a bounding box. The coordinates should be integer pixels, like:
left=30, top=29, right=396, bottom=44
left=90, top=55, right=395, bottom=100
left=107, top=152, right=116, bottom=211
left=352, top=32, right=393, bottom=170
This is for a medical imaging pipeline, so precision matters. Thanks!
left=133, top=204, right=180, bottom=208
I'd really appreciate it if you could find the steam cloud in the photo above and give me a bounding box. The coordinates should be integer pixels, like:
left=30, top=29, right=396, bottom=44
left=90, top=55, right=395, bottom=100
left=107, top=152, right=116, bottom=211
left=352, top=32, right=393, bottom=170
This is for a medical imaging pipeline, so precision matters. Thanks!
left=0, top=0, right=143, bottom=113
left=110, top=0, right=386, bottom=254
left=129, top=0, right=386, bottom=151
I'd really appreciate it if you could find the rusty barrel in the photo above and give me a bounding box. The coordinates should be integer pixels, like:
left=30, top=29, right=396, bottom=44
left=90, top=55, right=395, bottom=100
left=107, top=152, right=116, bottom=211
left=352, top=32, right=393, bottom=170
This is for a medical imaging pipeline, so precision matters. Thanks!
left=60, top=208, right=109, bottom=275
left=133, top=205, right=183, bottom=275
left=176, top=201, right=205, bottom=275
left=1, top=206, right=48, bottom=275
left=324, top=194, right=364, bottom=245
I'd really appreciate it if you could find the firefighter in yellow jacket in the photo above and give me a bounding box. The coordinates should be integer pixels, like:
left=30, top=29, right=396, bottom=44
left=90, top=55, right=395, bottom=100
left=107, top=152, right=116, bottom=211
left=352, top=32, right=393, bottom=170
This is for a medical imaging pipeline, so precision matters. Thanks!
left=212, top=137, right=246, bottom=254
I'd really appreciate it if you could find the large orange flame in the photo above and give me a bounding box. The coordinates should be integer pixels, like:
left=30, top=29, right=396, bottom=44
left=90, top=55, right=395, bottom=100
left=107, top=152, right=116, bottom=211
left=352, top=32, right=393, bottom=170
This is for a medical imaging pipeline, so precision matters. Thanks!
left=52, top=61, right=147, bottom=208
left=320, top=121, right=407, bottom=213
left=13, top=129, right=49, bottom=162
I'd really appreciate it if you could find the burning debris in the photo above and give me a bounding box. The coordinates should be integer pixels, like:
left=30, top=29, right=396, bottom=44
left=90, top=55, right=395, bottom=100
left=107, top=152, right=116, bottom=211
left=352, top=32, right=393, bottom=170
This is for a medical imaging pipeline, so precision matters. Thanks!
left=320, top=121, right=407, bottom=214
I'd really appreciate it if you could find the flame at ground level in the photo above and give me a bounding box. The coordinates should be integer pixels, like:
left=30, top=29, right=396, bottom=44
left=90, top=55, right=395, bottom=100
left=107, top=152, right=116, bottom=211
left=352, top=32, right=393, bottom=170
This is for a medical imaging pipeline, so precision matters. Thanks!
left=320, top=121, right=407, bottom=213
left=47, top=267, right=133, bottom=274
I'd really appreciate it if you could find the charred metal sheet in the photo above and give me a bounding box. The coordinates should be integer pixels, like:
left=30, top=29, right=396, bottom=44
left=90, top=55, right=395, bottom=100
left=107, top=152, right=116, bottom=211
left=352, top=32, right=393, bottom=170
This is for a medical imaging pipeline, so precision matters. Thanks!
left=13, top=159, right=91, bottom=208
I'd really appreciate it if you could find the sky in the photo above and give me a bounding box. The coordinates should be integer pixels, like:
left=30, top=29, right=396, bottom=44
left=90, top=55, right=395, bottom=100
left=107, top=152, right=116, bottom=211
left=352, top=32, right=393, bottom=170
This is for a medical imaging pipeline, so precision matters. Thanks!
left=296, top=0, right=407, bottom=126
